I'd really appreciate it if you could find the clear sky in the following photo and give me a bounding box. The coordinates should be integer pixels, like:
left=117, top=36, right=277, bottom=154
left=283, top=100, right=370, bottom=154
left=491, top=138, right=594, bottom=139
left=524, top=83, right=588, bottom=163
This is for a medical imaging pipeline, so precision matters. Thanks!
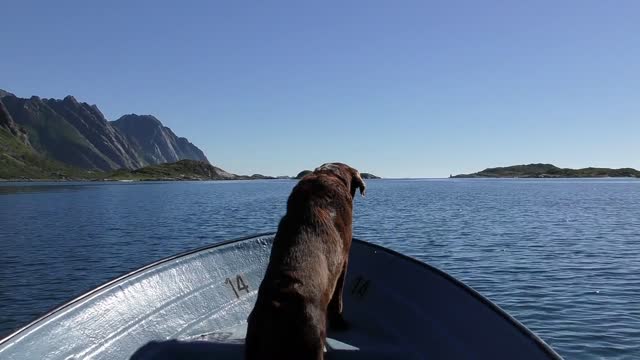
left=2, top=1, right=639, bottom=178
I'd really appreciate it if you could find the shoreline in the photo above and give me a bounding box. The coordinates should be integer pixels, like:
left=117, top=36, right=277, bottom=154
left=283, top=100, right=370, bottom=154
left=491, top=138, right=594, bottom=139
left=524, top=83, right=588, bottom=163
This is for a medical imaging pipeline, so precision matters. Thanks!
left=2, top=177, right=639, bottom=183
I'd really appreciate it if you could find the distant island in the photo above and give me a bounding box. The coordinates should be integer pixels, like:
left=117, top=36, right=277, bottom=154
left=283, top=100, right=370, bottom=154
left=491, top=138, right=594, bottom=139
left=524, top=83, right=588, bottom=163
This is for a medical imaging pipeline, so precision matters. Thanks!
left=361, top=173, right=381, bottom=179
left=295, top=170, right=381, bottom=180
left=452, top=164, right=640, bottom=178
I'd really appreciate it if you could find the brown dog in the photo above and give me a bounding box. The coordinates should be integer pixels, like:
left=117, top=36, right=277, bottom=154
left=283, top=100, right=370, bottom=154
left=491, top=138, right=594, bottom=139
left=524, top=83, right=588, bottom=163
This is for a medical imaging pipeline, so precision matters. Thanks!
left=245, top=163, right=366, bottom=360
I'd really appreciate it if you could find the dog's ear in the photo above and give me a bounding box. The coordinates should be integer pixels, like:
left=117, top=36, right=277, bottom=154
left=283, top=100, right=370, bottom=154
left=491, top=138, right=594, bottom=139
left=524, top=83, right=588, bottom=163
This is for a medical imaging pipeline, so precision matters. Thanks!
left=351, top=170, right=366, bottom=198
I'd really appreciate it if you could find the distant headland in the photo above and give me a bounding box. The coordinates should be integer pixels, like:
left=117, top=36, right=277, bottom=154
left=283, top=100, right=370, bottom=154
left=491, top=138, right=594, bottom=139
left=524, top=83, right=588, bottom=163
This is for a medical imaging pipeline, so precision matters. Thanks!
left=106, top=163, right=381, bottom=182
left=0, top=88, right=381, bottom=181
left=104, top=160, right=278, bottom=181
left=0, top=158, right=381, bottom=182
left=452, top=164, right=640, bottom=178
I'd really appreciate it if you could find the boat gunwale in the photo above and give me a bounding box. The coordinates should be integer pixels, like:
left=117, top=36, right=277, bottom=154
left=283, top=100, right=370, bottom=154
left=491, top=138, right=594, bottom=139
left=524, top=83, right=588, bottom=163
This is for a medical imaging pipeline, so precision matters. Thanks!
left=0, top=233, right=274, bottom=344
left=0, top=233, right=563, bottom=359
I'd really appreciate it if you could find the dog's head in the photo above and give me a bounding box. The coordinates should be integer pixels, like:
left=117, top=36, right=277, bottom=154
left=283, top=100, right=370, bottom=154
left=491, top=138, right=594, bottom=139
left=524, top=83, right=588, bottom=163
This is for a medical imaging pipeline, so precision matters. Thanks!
left=314, top=162, right=366, bottom=198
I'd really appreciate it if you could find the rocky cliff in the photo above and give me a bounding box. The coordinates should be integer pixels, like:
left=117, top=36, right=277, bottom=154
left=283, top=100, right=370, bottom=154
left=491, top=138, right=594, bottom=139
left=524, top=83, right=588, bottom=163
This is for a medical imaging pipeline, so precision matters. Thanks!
left=0, top=98, right=29, bottom=145
left=111, top=114, right=208, bottom=166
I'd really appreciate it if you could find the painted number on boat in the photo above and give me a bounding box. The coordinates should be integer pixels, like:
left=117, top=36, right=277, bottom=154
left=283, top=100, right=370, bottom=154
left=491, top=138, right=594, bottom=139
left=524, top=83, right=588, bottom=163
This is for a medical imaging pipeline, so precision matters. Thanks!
left=351, top=276, right=370, bottom=299
left=225, top=275, right=250, bottom=299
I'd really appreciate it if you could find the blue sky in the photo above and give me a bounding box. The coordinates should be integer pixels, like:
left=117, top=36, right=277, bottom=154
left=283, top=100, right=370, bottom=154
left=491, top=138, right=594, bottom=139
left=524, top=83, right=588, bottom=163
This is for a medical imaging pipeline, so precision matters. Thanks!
left=2, top=1, right=639, bottom=177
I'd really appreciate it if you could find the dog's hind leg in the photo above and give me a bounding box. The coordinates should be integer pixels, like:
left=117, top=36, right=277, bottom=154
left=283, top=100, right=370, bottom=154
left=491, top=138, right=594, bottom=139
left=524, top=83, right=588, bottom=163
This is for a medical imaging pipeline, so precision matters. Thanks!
left=327, top=260, right=350, bottom=331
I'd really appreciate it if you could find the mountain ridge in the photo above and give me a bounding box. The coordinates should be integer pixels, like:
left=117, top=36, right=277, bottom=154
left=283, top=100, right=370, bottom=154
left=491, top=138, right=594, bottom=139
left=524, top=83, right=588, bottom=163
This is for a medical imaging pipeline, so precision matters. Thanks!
left=0, top=89, right=209, bottom=173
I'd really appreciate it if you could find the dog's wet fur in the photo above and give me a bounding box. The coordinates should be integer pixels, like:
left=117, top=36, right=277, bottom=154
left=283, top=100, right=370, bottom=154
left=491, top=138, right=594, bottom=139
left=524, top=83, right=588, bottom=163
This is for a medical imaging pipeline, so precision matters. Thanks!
left=245, top=163, right=366, bottom=360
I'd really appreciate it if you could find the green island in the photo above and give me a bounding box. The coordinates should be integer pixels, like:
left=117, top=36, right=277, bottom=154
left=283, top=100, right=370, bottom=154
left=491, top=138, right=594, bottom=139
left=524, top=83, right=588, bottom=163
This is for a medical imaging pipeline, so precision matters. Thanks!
left=104, top=160, right=279, bottom=181
left=0, top=159, right=280, bottom=182
left=452, top=164, right=640, bottom=178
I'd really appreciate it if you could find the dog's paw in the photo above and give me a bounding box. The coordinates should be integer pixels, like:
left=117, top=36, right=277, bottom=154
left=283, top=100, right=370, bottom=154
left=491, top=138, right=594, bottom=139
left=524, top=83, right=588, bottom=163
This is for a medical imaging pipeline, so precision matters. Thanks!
left=328, top=313, right=350, bottom=331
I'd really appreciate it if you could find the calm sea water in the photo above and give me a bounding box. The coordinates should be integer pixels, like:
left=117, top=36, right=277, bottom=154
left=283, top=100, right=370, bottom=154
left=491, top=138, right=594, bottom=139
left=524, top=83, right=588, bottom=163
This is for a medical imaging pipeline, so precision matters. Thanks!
left=1, top=179, right=639, bottom=359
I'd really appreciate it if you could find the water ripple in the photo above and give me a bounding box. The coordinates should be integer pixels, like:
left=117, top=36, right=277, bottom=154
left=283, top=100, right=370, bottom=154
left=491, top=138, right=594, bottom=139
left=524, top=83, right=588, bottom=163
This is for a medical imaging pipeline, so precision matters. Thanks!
left=1, top=179, right=639, bottom=359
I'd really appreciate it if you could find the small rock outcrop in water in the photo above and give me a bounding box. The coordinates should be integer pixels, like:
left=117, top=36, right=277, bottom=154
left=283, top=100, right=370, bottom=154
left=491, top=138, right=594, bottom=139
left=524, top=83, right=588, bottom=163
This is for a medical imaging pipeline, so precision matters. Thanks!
left=361, top=173, right=381, bottom=179
left=453, top=163, right=640, bottom=178
left=295, top=170, right=313, bottom=179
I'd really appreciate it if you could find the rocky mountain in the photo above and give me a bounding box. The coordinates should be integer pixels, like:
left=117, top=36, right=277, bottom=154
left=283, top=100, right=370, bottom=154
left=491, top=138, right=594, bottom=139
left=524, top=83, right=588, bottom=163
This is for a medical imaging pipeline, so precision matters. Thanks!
left=0, top=98, right=88, bottom=179
left=0, top=89, right=209, bottom=172
left=111, top=114, right=208, bottom=166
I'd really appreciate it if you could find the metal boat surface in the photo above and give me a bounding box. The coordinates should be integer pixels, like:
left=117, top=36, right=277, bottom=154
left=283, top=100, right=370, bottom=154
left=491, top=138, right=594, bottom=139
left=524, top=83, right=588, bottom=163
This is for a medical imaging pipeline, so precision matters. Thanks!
left=0, top=234, right=562, bottom=359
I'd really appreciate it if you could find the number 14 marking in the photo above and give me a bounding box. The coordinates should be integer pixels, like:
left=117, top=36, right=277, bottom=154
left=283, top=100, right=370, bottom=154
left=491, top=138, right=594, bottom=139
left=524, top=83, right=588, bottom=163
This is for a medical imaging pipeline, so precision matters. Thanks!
left=225, top=275, right=250, bottom=299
